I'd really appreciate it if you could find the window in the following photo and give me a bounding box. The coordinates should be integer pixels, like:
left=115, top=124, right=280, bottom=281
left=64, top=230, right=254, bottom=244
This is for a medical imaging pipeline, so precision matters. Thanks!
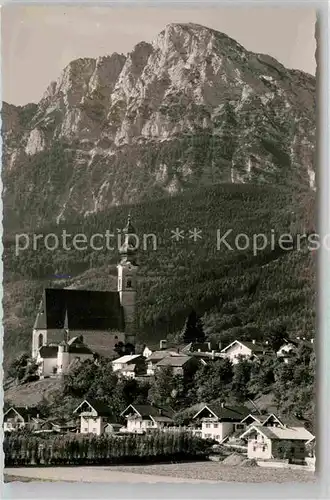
left=253, top=445, right=256, bottom=451
left=236, top=424, right=244, bottom=430
left=38, top=333, right=43, bottom=348
left=262, top=445, right=266, bottom=452
left=216, top=435, right=220, bottom=440
left=93, top=428, right=97, bottom=433
left=84, top=428, right=88, bottom=432
left=205, top=423, right=211, bottom=429
left=127, top=279, right=132, bottom=288
left=214, top=424, right=218, bottom=429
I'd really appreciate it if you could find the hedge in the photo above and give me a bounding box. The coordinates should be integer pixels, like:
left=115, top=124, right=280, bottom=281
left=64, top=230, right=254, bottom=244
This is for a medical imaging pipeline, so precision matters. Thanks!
left=4, top=432, right=210, bottom=466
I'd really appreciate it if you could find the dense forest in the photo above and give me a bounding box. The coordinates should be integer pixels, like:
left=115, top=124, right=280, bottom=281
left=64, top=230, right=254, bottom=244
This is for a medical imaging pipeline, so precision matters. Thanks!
left=3, top=182, right=316, bottom=370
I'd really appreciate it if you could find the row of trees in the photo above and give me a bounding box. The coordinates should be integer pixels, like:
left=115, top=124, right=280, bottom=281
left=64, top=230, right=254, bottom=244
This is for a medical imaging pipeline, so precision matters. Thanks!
left=4, top=431, right=210, bottom=467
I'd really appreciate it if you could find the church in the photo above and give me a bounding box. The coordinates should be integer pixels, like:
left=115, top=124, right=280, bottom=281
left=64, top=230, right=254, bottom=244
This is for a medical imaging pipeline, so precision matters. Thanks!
left=31, top=216, right=139, bottom=376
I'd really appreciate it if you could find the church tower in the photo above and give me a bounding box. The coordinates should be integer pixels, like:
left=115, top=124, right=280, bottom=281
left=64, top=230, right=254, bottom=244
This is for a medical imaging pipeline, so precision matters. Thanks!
left=117, top=215, right=139, bottom=345
left=31, top=298, right=47, bottom=359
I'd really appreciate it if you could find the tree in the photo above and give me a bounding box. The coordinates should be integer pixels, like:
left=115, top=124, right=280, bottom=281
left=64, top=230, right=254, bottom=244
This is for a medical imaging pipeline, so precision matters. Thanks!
left=193, top=358, right=233, bottom=402
left=231, top=359, right=253, bottom=402
left=7, top=353, right=39, bottom=384
left=267, top=321, right=288, bottom=352
left=181, top=310, right=206, bottom=343
left=148, top=366, right=176, bottom=407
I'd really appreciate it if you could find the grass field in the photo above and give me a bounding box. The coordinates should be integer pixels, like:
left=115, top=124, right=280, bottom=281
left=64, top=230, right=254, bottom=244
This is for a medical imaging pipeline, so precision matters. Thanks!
left=4, top=463, right=316, bottom=484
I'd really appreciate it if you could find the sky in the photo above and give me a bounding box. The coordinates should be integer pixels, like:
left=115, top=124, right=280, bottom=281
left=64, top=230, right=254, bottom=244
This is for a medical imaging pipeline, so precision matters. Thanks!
left=2, top=5, right=316, bottom=106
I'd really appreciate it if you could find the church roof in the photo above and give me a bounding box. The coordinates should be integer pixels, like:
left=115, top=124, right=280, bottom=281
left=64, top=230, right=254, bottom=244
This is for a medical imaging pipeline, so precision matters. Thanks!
left=35, top=288, right=124, bottom=331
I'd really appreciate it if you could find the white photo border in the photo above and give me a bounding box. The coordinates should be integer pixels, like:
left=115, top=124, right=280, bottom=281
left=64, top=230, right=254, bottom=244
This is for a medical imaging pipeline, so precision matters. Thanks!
left=0, top=0, right=328, bottom=498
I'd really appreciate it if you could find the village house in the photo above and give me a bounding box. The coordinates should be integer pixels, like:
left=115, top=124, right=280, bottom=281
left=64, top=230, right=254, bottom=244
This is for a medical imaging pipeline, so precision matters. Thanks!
left=220, top=340, right=270, bottom=364
left=35, top=420, right=79, bottom=435
left=111, top=354, right=146, bottom=378
left=73, top=399, right=116, bottom=436
left=36, top=335, right=95, bottom=378
left=121, top=404, right=174, bottom=433
left=240, top=423, right=314, bottom=461
left=192, top=403, right=250, bottom=442
left=155, top=355, right=203, bottom=376
left=276, top=340, right=298, bottom=363
left=3, top=406, right=44, bottom=433
left=144, top=350, right=182, bottom=376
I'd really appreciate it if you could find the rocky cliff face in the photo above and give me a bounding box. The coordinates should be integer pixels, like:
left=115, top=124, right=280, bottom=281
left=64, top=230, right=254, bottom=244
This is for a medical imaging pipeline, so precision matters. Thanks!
left=2, top=23, right=316, bottom=230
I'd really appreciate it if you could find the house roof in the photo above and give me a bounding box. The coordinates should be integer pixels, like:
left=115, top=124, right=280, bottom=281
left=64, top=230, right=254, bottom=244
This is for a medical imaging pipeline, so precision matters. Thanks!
left=193, top=404, right=250, bottom=421
left=156, top=356, right=192, bottom=368
left=121, top=404, right=174, bottom=419
left=221, top=340, right=267, bottom=355
left=190, top=342, right=213, bottom=353
left=34, top=288, right=124, bottom=331
left=67, top=344, right=94, bottom=355
left=4, top=406, right=41, bottom=421
left=39, top=345, right=58, bottom=358
left=147, top=350, right=181, bottom=362
left=240, top=413, right=265, bottom=424
left=240, top=424, right=314, bottom=442
left=112, top=354, right=141, bottom=364
left=73, top=399, right=113, bottom=417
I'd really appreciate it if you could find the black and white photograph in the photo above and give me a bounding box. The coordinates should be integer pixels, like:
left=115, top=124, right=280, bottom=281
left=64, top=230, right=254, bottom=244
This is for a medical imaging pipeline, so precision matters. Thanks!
left=2, top=3, right=319, bottom=486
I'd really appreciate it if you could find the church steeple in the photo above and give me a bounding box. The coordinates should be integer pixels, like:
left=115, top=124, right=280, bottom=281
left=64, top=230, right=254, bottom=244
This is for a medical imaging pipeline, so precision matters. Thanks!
left=63, top=307, right=69, bottom=344
left=119, top=213, right=138, bottom=263
left=117, top=214, right=138, bottom=346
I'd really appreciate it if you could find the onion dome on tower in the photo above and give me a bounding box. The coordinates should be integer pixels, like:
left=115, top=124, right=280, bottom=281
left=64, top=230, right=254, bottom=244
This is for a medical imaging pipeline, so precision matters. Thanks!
left=119, top=213, right=138, bottom=264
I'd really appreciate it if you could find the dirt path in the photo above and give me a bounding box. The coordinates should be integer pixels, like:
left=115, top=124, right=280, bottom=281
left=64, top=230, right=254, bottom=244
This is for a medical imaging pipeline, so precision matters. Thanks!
left=4, top=466, right=218, bottom=483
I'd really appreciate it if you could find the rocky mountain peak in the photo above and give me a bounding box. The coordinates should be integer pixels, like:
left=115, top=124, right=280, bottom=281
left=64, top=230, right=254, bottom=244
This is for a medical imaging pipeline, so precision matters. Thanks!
left=2, top=23, right=316, bottom=229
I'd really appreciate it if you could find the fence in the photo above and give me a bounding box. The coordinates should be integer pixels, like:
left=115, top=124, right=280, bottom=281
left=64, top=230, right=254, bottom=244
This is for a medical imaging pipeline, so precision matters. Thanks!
left=4, top=431, right=210, bottom=467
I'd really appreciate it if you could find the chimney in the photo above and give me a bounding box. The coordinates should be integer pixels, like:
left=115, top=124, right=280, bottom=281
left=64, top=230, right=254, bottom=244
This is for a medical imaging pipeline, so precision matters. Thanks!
left=302, top=337, right=306, bottom=341
left=265, top=340, right=269, bottom=345
left=296, top=336, right=300, bottom=340
left=207, top=342, right=211, bottom=351
left=160, top=339, right=167, bottom=350
left=221, top=402, right=224, bottom=408
left=252, top=339, right=256, bottom=345
left=218, top=341, right=222, bottom=351
left=198, top=348, right=201, bottom=352
left=211, top=350, right=215, bottom=360
left=311, top=339, right=314, bottom=344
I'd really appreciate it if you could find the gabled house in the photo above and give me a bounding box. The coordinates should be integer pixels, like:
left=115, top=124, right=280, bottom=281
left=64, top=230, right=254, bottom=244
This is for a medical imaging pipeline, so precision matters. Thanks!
left=3, top=406, right=44, bottom=432
left=35, top=419, right=78, bottom=434
left=73, top=399, right=114, bottom=436
left=111, top=354, right=146, bottom=378
left=155, top=355, right=202, bottom=376
left=36, top=335, right=95, bottom=377
left=220, top=340, right=270, bottom=364
left=240, top=424, right=314, bottom=461
left=145, top=350, right=182, bottom=376
left=239, top=413, right=267, bottom=428
left=121, top=404, right=174, bottom=434
left=276, top=340, right=298, bottom=362
left=192, top=403, right=250, bottom=442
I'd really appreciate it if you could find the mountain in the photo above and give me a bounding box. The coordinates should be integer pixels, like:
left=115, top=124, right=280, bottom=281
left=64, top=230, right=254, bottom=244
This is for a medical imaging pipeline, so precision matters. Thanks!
left=3, top=22, right=316, bottom=231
